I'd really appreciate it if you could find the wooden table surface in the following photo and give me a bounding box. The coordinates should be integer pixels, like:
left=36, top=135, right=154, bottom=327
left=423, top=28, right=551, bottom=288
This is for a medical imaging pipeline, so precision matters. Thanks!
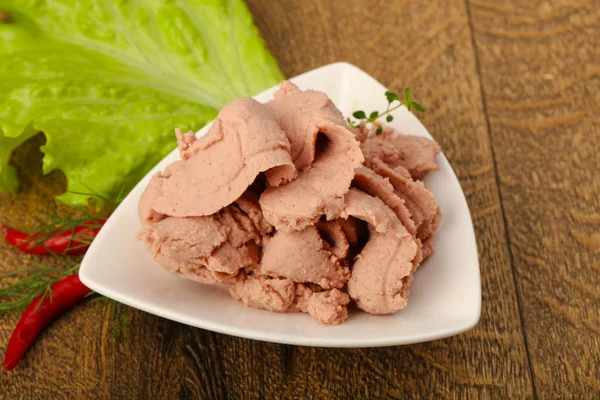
left=1, top=0, right=599, bottom=398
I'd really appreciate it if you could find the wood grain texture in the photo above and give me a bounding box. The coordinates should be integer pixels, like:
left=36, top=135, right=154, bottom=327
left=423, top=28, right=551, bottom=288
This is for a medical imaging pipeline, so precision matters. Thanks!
left=0, top=0, right=596, bottom=398
left=468, top=0, right=600, bottom=397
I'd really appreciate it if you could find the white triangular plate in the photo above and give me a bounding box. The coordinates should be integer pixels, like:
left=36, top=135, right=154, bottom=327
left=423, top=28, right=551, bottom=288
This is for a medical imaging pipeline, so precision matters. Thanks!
left=80, top=62, right=480, bottom=347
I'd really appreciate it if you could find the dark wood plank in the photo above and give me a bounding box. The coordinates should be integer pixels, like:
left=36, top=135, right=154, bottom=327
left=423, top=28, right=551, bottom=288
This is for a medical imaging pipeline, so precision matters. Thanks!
left=467, top=0, right=600, bottom=397
left=1, top=0, right=534, bottom=398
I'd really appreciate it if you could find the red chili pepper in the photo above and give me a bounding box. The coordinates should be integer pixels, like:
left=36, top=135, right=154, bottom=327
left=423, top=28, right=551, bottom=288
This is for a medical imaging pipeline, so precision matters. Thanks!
left=3, top=274, right=91, bottom=370
left=1, top=220, right=105, bottom=255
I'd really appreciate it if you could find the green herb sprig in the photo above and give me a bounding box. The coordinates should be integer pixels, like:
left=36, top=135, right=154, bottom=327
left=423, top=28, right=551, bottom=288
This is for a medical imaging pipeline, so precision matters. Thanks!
left=91, top=297, right=130, bottom=344
left=0, top=262, right=81, bottom=313
left=0, top=189, right=129, bottom=339
left=7, top=189, right=117, bottom=253
left=347, top=88, right=425, bottom=134
left=0, top=262, right=130, bottom=342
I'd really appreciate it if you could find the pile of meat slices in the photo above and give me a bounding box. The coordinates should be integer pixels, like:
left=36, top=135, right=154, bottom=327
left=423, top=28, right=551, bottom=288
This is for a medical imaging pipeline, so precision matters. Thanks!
left=138, top=82, right=441, bottom=325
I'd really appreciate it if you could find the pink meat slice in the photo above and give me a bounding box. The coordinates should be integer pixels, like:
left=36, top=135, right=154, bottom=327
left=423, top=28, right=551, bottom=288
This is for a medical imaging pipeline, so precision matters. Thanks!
left=421, top=237, right=434, bottom=260
left=139, top=204, right=261, bottom=281
left=259, top=84, right=364, bottom=231
left=152, top=98, right=296, bottom=217
left=138, top=216, right=232, bottom=285
left=204, top=208, right=261, bottom=274
left=175, top=128, right=198, bottom=160
left=349, top=228, right=419, bottom=314
left=361, top=130, right=441, bottom=180
left=216, top=207, right=259, bottom=248
left=229, top=275, right=350, bottom=324
left=368, top=158, right=441, bottom=242
left=352, top=166, right=417, bottom=236
left=234, top=191, right=273, bottom=236
left=273, top=80, right=301, bottom=100
left=391, top=134, right=441, bottom=179
left=139, top=216, right=228, bottom=261
left=205, top=241, right=260, bottom=275
left=340, top=216, right=367, bottom=248
left=153, top=253, right=237, bottom=285
left=268, top=82, right=354, bottom=170
left=316, top=219, right=350, bottom=259
left=230, top=275, right=296, bottom=312
left=292, top=284, right=350, bottom=325
left=340, top=188, right=398, bottom=233
left=228, top=205, right=262, bottom=245
left=356, top=122, right=376, bottom=144
left=260, top=225, right=351, bottom=289
left=342, top=188, right=420, bottom=314
left=138, top=172, right=167, bottom=226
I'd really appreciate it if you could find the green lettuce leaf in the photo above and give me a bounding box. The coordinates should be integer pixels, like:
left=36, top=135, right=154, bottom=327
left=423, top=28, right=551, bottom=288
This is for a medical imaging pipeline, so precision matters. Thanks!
left=0, top=0, right=283, bottom=207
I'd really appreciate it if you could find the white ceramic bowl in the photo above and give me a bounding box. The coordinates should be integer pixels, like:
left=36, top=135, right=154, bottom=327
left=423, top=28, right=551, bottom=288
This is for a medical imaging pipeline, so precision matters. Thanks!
left=80, top=62, right=481, bottom=347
